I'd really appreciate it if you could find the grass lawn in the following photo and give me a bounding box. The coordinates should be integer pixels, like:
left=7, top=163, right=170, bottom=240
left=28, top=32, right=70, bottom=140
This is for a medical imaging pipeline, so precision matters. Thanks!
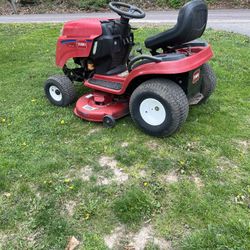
left=0, top=24, right=249, bottom=249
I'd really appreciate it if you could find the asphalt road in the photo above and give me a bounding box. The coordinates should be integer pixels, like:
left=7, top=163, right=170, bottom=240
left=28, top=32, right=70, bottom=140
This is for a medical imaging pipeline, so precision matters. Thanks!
left=0, top=9, right=249, bottom=36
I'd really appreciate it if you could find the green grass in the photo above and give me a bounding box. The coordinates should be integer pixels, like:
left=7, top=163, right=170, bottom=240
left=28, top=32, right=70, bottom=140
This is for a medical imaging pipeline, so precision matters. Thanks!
left=0, top=24, right=250, bottom=249
left=113, top=186, right=155, bottom=224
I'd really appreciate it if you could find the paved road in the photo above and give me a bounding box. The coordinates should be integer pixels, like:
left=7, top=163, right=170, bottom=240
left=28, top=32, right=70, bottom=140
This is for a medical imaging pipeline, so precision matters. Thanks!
left=0, top=9, right=249, bottom=36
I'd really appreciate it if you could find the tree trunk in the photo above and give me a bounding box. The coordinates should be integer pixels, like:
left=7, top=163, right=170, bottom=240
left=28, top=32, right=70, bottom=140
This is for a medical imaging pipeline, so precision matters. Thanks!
left=7, top=0, right=17, bottom=14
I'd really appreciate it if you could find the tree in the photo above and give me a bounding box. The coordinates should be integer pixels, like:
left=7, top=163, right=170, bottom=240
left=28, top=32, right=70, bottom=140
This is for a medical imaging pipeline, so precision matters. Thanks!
left=7, top=0, right=17, bottom=13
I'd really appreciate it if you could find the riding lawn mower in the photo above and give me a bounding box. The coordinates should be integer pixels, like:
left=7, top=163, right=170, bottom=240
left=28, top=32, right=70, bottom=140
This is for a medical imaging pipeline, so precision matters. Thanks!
left=45, top=0, right=216, bottom=137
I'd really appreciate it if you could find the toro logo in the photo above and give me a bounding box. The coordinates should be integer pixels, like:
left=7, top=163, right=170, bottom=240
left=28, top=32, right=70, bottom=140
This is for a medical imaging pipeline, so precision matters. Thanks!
left=192, top=69, right=201, bottom=84
left=77, top=41, right=87, bottom=48
left=61, top=40, right=87, bottom=49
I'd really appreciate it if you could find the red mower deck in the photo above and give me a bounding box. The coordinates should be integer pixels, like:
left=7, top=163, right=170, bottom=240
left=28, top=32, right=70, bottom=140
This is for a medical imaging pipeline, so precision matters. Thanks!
left=74, top=92, right=129, bottom=122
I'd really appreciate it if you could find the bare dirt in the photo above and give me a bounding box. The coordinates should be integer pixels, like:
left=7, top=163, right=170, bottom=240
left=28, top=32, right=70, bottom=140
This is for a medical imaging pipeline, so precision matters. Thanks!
left=104, top=224, right=172, bottom=250
left=162, top=170, right=179, bottom=184
left=98, top=156, right=129, bottom=185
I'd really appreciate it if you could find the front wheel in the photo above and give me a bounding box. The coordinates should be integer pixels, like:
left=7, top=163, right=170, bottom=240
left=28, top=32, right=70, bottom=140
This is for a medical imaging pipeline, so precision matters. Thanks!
left=129, top=79, right=189, bottom=137
left=103, top=115, right=116, bottom=128
left=44, top=75, right=76, bottom=107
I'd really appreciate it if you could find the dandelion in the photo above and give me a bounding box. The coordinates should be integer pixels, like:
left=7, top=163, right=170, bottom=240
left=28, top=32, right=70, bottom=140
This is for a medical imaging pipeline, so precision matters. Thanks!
left=84, top=213, right=90, bottom=220
left=64, top=178, right=71, bottom=183
left=180, top=160, right=185, bottom=166
left=61, top=120, right=65, bottom=125
left=143, top=182, right=148, bottom=187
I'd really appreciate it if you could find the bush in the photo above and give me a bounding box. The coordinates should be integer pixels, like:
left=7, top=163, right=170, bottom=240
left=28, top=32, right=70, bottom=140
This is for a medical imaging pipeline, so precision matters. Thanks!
left=78, top=0, right=108, bottom=10
left=156, top=0, right=217, bottom=8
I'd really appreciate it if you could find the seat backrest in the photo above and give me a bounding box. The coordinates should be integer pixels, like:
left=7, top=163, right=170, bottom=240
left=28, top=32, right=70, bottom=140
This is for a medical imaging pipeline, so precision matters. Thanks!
left=145, top=0, right=208, bottom=50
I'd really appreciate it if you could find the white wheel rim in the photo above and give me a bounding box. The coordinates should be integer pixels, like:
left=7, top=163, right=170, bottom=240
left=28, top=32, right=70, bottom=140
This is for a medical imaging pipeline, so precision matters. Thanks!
left=139, top=98, right=166, bottom=126
left=49, top=85, right=62, bottom=102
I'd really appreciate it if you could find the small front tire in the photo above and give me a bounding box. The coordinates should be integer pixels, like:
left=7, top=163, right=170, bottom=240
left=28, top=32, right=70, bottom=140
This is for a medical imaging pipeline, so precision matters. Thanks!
left=103, top=115, right=116, bottom=128
left=44, top=75, right=76, bottom=107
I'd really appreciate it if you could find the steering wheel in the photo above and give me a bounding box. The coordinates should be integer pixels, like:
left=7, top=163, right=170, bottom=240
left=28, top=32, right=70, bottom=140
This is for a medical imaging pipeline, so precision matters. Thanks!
left=109, top=2, right=145, bottom=19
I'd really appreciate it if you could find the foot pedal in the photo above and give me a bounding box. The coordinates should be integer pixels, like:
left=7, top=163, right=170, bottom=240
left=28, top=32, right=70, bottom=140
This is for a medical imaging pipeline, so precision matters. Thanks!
left=88, top=78, right=122, bottom=90
left=189, top=93, right=204, bottom=105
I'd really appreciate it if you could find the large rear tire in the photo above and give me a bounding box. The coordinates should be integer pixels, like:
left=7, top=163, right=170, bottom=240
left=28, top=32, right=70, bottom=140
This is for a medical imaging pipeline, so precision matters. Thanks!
left=199, top=63, right=216, bottom=104
left=129, top=78, right=189, bottom=137
left=44, top=75, right=76, bottom=107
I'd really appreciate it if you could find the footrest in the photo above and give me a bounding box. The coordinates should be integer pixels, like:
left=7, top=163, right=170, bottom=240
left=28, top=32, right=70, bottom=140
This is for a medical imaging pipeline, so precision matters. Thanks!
left=189, top=93, right=204, bottom=105
left=88, top=78, right=122, bottom=90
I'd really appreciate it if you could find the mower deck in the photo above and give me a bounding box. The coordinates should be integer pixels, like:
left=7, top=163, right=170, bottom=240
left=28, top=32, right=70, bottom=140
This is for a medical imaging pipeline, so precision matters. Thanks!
left=74, top=92, right=129, bottom=122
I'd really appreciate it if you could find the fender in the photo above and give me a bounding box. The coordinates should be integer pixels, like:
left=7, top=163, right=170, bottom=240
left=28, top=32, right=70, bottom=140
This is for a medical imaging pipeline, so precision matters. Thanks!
left=121, top=45, right=213, bottom=94
left=86, top=45, right=213, bottom=95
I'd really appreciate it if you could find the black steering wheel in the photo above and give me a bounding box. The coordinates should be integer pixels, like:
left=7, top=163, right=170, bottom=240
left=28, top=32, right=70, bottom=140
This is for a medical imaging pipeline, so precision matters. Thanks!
left=109, top=2, right=145, bottom=19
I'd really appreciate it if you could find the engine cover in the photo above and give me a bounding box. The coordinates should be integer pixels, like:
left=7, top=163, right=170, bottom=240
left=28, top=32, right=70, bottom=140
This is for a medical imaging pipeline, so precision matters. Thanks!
left=56, top=18, right=105, bottom=67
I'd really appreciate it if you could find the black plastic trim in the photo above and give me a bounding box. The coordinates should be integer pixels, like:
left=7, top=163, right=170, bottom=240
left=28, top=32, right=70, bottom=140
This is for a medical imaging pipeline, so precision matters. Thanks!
left=88, top=79, right=122, bottom=90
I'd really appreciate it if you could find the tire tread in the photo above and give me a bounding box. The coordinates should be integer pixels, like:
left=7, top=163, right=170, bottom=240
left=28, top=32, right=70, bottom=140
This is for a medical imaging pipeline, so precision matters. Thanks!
left=45, top=75, right=76, bottom=106
left=130, top=78, right=189, bottom=136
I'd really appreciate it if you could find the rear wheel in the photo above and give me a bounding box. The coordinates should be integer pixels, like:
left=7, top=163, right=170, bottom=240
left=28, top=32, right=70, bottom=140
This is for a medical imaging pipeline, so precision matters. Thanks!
left=199, top=63, right=216, bottom=104
left=44, top=75, right=76, bottom=107
left=129, top=78, right=189, bottom=137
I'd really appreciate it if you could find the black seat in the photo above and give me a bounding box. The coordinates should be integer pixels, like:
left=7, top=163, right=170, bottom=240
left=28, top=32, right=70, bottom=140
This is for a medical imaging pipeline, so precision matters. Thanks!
left=145, top=0, right=208, bottom=50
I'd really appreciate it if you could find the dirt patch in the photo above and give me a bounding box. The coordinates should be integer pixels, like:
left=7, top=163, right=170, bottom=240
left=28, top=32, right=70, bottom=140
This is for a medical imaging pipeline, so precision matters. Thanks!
left=79, top=166, right=93, bottom=181
left=104, top=224, right=172, bottom=250
left=64, top=200, right=77, bottom=217
left=99, top=156, right=118, bottom=169
left=162, top=170, right=179, bottom=184
left=87, top=127, right=102, bottom=136
left=146, top=141, right=160, bottom=150
left=98, top=156, right=129, bottom=185
left=190, top=174, right=204, bottom=189
left=234, top=139, right=250, bottom=154
left=217, top=156, right=238, bottom=171
left=65, top=236, right=80, bottom=250
left=139, top=169, right=147, bottom=178
left=66, top=165, right=93, bottom=182
left=0, top=233, right=8, bottom=247
left=97, top=176, right=111, bottom=186
left=128, top=225, right=153, bottom=250
left=104, top=226, right=126, bottom=249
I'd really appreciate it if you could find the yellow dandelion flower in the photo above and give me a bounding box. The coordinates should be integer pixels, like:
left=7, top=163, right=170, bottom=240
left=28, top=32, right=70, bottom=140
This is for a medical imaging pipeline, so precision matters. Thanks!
left=84, top=213, right=90, bottom=220
left=64, top=178, right=71, bottom=183
left=180, top=160, right=185, bottom=166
